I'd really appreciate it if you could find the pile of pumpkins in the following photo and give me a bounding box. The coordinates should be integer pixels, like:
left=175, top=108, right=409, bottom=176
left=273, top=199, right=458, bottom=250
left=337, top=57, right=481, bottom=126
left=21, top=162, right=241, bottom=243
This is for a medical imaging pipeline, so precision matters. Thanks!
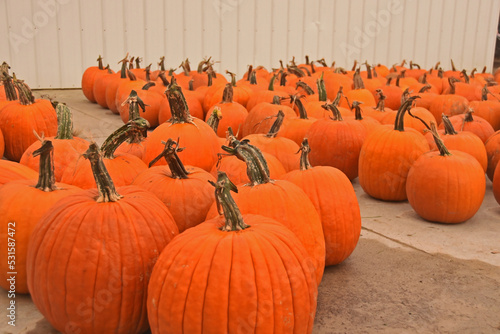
left=0, top=55, right=498, bottom=333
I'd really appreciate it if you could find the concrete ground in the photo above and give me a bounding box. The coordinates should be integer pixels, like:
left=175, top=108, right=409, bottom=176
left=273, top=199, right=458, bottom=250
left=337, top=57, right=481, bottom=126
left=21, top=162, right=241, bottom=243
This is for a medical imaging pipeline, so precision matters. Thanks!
left=1, top=89, right=500, bottom=334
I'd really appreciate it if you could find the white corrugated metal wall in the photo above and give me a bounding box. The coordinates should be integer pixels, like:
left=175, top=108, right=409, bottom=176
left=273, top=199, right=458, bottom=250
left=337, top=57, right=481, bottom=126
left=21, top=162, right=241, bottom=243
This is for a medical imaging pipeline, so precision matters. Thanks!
left=1, top=0, right=499, bottom=89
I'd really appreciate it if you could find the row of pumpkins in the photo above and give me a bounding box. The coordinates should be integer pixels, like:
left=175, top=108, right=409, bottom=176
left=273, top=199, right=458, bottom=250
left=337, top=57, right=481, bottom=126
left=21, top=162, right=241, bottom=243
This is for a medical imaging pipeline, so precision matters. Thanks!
left=0, top=55, right=498, bottom=333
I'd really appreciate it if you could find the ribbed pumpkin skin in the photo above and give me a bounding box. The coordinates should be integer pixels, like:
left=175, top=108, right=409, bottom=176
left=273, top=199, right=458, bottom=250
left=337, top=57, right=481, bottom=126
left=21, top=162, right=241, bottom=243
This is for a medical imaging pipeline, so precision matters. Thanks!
left=147, top=214, right=318, bottom=334
left=358, top=125, right=430, bottom=201
left=0, top=160, right=38, bottom=186
left=20, top=137, right=89, bottom=181
left=282, top=166, right=361, bottom=266
left=210, top=153, right=286, bottom=185
left=0, top=181, right=80, bottom=293
left=132, top=165, right=216, bottom=232
left=61, top=153, right=148, bottom=189
left=206, top=180, right=325, bottom=284
left=406, top=151, right=485, bottom=223
left=307, top=119, right=367, bottom=180
left=143, top=119, right=220, bottom=172
left=428, top=94, right=469, bottom=121
left=440, top=114, right=494, bottom=144
left=0, top=128, right=4, bottom=159
left=0, top=99, right=57, bottom=161
left=27, top=186, right=179, bottom=334
left=240, top=101, right=296, bottom=137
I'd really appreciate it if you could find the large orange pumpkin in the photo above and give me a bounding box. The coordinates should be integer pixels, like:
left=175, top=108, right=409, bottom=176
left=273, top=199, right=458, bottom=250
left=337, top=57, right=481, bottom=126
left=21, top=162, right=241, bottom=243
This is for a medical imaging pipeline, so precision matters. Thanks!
left=358, top=96, right=430, bottom=201
left=0, top=160, right=38, bottom=186
left=206, top=137, right=325, bottom=284
left=282, top=139, right=361, bottom=266
left=485, top=130, right=500, bottom=181
left=407, top=123, right=485, bottom=223
left=147, top=171, right=317, bottom=333
left=0, top=140, right=80, bottom=294
left=27, top=143, right=178, bottom=334
left=81, top=55, right=110, bottom=103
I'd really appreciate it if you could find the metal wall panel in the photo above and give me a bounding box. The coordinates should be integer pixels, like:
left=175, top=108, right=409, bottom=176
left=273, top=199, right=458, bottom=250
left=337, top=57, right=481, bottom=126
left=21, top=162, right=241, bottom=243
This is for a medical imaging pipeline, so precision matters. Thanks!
left=0, top=0, right=499, bottom=89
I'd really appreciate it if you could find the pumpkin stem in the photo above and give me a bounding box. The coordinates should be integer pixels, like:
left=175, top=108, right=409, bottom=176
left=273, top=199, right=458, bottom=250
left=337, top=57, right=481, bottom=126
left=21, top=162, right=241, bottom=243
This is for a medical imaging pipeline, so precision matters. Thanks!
left=118, top=54, right=129, bottom=79
left=463, top=108, right=474, bottom=123
left=448, top=77, right=459, bottom=94
left=295, top=81, right=315, bottom=95
left=157, top=71, right=170, bottom=87
left=207, top=107, right=222, bottom=133
left=351, top=60, right=358, bottom=71
left=246, top=65, right=253, bottom=81
left=419, top=84, right=432, bottom=93
left=461, top=69, right=469, bottom=84
left=166, top=81, right=194, bottom=125
left=297, top=138, right=313, bottom=171
left=317, top=58, right=328, bottom=67
left=364, top=61, right=373, bottom=79
left=268, top=75, right=277, bottom=91
left=429, top=122, right=451, bottom=156
left=394, top=96, right=419, bottom=131
left=226, top=70, right=237, bottom=87
left=222, top=137, right=270, bottom=186
left=249, top=70, right=258, bottom=85
left=450, top=59, right=457, bottom=72
left=129, top=57, right=135, bottom=69
left=322, top=102, right=343, bottom=121
left=353, top=69, right=365, bottom=89
left=54, top=103, right=74, bottom=140
left=317, top=72, right=327, bottom=102
left=127, top=69, right=138, bottom=81
left=84, top=142, right=123, bottom=203
left=331, top=86, right=344, bottom=107
left=145, top=64, right=152, bottom=81
left=441, top=114, right=458, bottom=135
left=375, top=89, right=386, bottom=111
left=100, top=118, right=149, bottom=159
left=33, top=138, right=57, bottom=192
left=13, top=78, right=35, bottom=105
left=1, top=72, right=18, bottom=101
left=135, top=57, right=142, bottom=69
left=96, top=55, right=104, bottom=70
left=157, top=56, right=166, bottom=71
left=121, top=90, right=147, bottom=121
left=400, top=88, right=411, bottom=105
left=293, top=95, right=309, bottom=119
left=221, top=83, right=234, bottom=103
left=148, top=138, right=190, bottom=179
left=351, top=101, right=364, bottom=120
left=180, top=58, right=191, bottom=75
left=265, top=110, right=285, bottom=138
left=209, top=171, right=250, bottom=231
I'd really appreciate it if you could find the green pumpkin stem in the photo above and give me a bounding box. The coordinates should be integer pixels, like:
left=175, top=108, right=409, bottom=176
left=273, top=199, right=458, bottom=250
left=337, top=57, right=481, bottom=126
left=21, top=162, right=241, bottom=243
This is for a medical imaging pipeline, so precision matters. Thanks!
left=441, top=114, right=458, bottom=135
left=209, top=171, right=250, bottom=231
left=207, top=107, right=222, bottom=133
left=266, top=110, right=285, bottom=138
left=166, top=81, right=194, bottom=124
left=148, top=138, right=190, bottom=178
left=268, top=75, right=276, bottom=91
left=101, top=118, right=149, bottom=159
left=394, top=96, right=419, bottom=131
left=54, top=103, right=74, bottom=140
left=222, top=137, right=270, bottom=185
left=33, top=139, right=57, bottom=192
left=298, top=138, right=313, bottom=171
left=84, top=142, right=123, bottom=203
left=317, top=73, right=327, bottom=102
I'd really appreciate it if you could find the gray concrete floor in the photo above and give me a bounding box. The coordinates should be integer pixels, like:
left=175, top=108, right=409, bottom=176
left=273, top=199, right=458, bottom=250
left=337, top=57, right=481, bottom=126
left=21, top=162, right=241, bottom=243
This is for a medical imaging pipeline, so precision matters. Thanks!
left=1, top=89, right=500, bottom=333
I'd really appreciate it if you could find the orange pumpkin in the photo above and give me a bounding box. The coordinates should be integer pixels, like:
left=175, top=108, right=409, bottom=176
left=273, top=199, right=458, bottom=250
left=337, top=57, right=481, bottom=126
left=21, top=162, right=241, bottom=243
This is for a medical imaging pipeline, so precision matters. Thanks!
left=485, top=130, right=500, bottom=181
left=148, top=171, right=317, bottom=333
left=81, top=55, right=111, bottom=102
left=0, top=140, right=80, bottom=294
left=282, top=139, right=361, bottom=266
left=27, top=142, right=178, bottom=334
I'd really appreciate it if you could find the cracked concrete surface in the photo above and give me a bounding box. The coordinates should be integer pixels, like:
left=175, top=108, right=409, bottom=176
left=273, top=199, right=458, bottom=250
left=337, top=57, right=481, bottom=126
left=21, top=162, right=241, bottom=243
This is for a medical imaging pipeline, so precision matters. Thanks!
left=1, top=89, right=499, bottom=334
